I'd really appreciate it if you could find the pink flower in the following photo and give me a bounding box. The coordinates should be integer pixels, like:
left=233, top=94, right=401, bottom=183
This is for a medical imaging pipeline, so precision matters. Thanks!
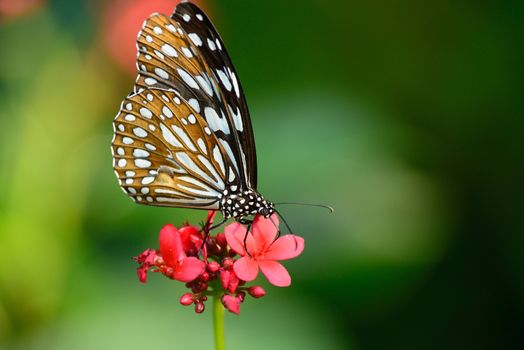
left=221, top=294, right=241, bottom=315
left=225, top=214, right=304, bottom=287
left=159, top=224, right=205, bottom=282
left=178, top=225, right=203, bottom=256
left=133, top=248, right=158, bottom=283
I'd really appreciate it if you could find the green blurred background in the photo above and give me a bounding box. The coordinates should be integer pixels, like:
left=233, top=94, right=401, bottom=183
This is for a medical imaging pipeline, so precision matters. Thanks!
left=1, top=0, right=523, bottom=349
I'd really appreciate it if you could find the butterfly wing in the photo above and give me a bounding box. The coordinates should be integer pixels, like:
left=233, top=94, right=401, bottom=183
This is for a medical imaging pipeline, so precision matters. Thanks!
left=111, top=88, right=241, bottom=208
left=133, top=3, right=257, bottom=190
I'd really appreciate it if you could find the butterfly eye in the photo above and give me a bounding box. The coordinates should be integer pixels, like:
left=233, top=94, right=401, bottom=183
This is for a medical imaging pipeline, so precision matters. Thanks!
left=259, top=207, right=270, bottom=217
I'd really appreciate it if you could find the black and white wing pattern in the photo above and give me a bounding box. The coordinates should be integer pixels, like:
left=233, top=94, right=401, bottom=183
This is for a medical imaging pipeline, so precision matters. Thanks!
left=112, top=2, right=276, bottom=220
left=132, top=2, right=257, bottom=190
left=112, top=88, right=237, bottom=209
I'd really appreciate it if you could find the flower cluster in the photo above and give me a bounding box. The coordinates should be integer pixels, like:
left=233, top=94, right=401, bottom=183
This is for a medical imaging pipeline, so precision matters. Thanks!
left=133, top=211, right=304, bottom=314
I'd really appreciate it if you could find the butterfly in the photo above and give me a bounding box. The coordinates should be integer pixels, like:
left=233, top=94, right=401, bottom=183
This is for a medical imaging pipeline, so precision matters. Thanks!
left=111, top=1, right=274, bottom=226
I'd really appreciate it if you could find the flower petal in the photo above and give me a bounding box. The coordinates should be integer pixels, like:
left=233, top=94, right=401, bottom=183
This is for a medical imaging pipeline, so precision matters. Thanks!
left=159, top=224, right=185, bottom=267
left=222, top=294, right=241, bottom=315
left=179, top=225, right=203, bottom=254
left=233, top=256, right=259, bottom=282
left=172, top=257, right=205, bottom=282
left=259, top=260, right=291, bottom=287
left=252, top=214, right=279, bottom=252
left=224, top=223, right=257, bottom=256
left=264, top=235, right=305, bottom=261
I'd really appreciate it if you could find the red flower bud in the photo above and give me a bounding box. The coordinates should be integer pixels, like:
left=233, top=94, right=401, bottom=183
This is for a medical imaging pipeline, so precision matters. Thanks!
left=200, top=272, right=210, bottom=281
left=180, top=293, right=194, bottom=306
left=222, top=257, right=233, bottom=269
left=216, top=233, right=227, bottom=248
left=248, top=286, right=266, bottom=298
left=237, top=291, right=245, bottom=302
left=207, top=261, right=220, bottom=272
left=221, top=294, right=240, bottom=315
left=137, top=266, right=149, bottom=283
left=195, top=301, right=205, bottom=314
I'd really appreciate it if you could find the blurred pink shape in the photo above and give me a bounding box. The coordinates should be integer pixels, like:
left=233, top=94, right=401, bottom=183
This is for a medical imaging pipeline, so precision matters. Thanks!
left=0, top=0, right=44, bottom=18
left=102, top=0, right=206, bottom=74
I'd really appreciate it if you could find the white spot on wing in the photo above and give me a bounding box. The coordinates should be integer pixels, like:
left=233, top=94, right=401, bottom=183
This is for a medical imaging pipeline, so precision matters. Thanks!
left=155, top=68, right=169, bottom=79
left=207, top=38, right=216, bottom=51
left=213, top=145, right=225, bottom=176
left=188, top=33, right=202, bottom=46
left=163, top=106, right=173, bottom=118
left=133, top=127, right=148, bottom=138
left=228, top=105, right=243, bottom=132
left=124, top=114, right=136, bottom=121
left=145, top=77, right=157, bottom=85
left=216, top=69, right=232, bottom=91
left=205, top=107, right=229, bottom=134
left=160, top=123, right=183, bottom=147
left=172, top=125, right=197, bottom=152
left=145, top=143, right=156, bottom=151
left=161, top=44, right=178, bottom=57
left=142, top=176, right=154, bottom=185
left=135, top=159, right=151, bottom=168
left=181, top=47, right=193, bottom=58
left=177, top=68, right=199, bottom=89
left=197, top=138, right=207, bottom=154
left=133, top=149, right=150, bottom=157
left=219, top=139, right=239, bottom=173
left=196, top=75, right=213, bottom=96
left=187, top=101, right=199, bottom=115
left=230, top=71, right=240, bottom=98
left=123, top=137, right=134, bottom=145
left=140, top=107, right=153, bottom=119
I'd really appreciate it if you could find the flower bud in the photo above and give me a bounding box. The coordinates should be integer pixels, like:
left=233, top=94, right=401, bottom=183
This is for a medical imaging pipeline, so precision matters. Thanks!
left=237, top=291, right=245, bottom=302
left=180, top=293, right=194, bottom=306
left=207, top=261, right=220, bottom=272
left=216, top=233, right=227, bottom=248
left=194, top=301, right=205, bottom=314
left=222, top=257, right=233, bottom=269
left=221, top=294, right=240, bottom=315
left=199, top=282, right=208, bottom=291
left=248, top=286, right=266, bottom=298
left=200, top=272, right=210, bottom=281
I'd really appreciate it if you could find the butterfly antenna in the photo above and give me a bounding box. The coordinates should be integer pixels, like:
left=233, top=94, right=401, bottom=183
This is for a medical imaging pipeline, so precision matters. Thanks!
left=274, top=202, right=334, bottom=214
left=274, top=209, right=294, bottom=235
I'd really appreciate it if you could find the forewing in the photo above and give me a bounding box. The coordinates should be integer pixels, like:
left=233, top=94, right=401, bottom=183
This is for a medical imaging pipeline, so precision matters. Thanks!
left=111, top=88, right=241, bottom=209
left=134, top=5, right=257, bottom=189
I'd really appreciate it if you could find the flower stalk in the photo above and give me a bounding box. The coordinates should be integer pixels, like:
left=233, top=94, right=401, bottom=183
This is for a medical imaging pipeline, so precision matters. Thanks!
left=213, top=295, right=226, bottom=350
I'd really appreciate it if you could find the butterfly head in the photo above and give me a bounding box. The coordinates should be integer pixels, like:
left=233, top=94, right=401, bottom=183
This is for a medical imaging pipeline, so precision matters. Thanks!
left=220, top=188, right=274, bottom=221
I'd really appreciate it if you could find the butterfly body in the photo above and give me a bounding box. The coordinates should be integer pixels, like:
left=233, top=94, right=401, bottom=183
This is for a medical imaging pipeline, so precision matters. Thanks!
left=111, top=2, right=274, bottom=224
left=220, top=187, right=274, bottom=222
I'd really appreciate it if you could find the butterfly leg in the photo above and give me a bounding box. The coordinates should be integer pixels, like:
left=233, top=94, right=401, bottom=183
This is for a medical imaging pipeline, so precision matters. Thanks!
left=244, top=222, right=253, bottom=257
left=199, top=217, right=229, bottom=251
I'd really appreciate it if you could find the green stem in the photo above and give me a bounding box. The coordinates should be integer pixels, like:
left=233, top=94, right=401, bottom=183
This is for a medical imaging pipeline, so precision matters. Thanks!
left=213, top=295, right=226, bottom=350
